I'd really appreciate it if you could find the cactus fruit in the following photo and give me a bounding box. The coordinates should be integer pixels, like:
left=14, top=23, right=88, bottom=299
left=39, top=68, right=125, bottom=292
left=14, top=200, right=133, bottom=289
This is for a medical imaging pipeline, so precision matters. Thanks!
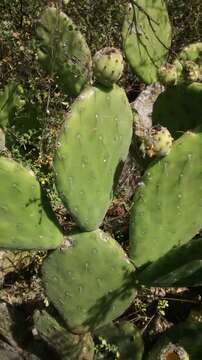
left=93, top=47, right=124, bottom=87
left=130, top=129, right=202, bottom=267
left=178, top=42, right=202, bottom=64
left=158, top=43, right=202, bottom=86
left=95, top=321, right=144, bottom=360
left=152, top=82, right=202, bottom=139
left=182, top=61, right=201, bottom=82
left=157, top=61, right=183, bottom=86
left=54, top=84, right=133, bottom=231
left=122, top=0, right=171, bottom=83
left=148, top=342, right=189, bottom=360
left=140, top=125, right=173, bottom=158
left=36, top=7, right=92, bottom=96
left=0, top=82, right=25, bottom=129
left=136, top=237, right=202, bottom=287
left=33, top=310, right=94, bottom=359
left=42, top=230, right=135, bottom=333
left=146, top=322, right=202, bottom=360
left=0, top=157, right=63, bottom=250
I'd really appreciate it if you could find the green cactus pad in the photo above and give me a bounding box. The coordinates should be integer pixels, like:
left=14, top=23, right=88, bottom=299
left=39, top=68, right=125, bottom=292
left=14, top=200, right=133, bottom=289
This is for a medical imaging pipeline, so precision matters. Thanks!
left=33, top=310, right=94, bottom=360
left=42, top=230, right=135, bottom=333
left=36, top=7, right=92, bottom=96
left=136, top=237, right=202, bottom=287
left=0, top=82, right=24, bottom=129
left=95, top=321, right=144, bottom=360
left=0, top=157, right=63, bottom=250
left=93, top=47, right=124, bottom=87
left=150, top=260, right=202, bottom=287
left=152, top=82, right=202, bottom=139
left=122, top=0, right=171, bottom=83
left=146, top=322, right=202, bottom=360
left=130, top=130, right=202, bottom=267
left=54, top=85, right=133, bottom=231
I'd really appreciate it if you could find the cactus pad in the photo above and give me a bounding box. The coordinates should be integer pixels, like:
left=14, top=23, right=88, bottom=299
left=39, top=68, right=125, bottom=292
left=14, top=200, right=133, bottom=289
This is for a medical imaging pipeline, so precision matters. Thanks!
left=54, top=85, right=133, bottom=230
left=95, top=321, right=144, bottom=360
left=130, top=130, right=202, bottom=267
left=136, top=237, right=202, bottom=287
left=42, top=230, right=135, bottom=333
left=36, top=7, right=92, bottom=96
left=152, top=82, right=202, bottom=139
left=122, top=0, right=171, bottom=83
left=33, top=310, right=94, bottom=359
left=146, top=322, right=202, bottom=360
left=0, top=82, right=24, bottom=129
left=93, top=47, right=124, bottom=87
left=0, top=157, right=63, bottom=250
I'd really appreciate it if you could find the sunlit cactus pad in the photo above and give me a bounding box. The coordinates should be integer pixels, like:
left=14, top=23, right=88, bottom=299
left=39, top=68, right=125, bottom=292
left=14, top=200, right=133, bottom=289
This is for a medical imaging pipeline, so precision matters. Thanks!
left=0, top=157, right=63, bottom=250
left=122, top=0, right=171, bottom=83
left=54, top=85, right=133, bottom=231
left=33, top=310, right=94, bottom=360
left=136, top=237, right=202, bottom=287
left=152, top=82, right=202, bottom=139
left=146, top=322, right=202, bottom=360
left=94, top=321, right=144, bottom=360
left=36, top=7, right=92, bottom=96
left=130, top=130, right=202, bottom=267
left=42, top=230, right=135, bottom=333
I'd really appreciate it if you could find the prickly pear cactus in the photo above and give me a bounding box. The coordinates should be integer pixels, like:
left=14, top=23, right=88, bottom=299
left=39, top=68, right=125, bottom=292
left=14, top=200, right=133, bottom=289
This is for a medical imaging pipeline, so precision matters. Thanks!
left=36, top=7, right=92, bottom=96
left=0, top=82, right=24, bottom=129
left=122, top=0, right=171, bottom=83
left=0, top=157, right=63, bottom=250
left=54, top=84, right=133, bottom=231
left=130, top=129, right=202, bottom=267
left=95, top=321, right=144, bottom=360
left=146, top=322, right=202, bottom=360
left=33, top=310, right=94, bottom=360
left=152, top=82, right=202, bottom=139
left=42, top=230, right=135, bottom=333
left=136, top=237, right=202, bottom=287
left=93, top=47, right=124, bottom=87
